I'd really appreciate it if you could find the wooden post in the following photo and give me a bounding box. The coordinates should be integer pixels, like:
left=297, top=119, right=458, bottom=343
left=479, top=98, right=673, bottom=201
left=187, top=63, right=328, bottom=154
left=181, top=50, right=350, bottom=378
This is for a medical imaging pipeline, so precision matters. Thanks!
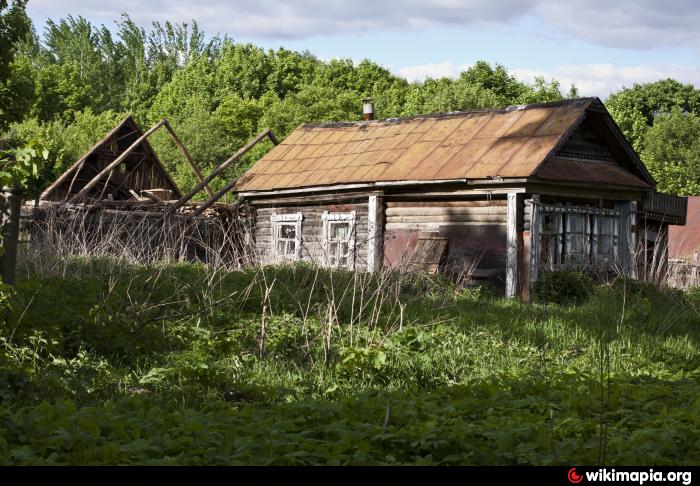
left=0, top=188, right=22, bottom=286
left=367, top=195, right=383, bottom=273
left=615, top=200, right=637, bottom=278
left=191, top=177, right=239, bottom=216
left=70, top=120, right=167, bottom=202
left=521, top=194, right=540, bottom=303
left=506, top=192, right=518, bottom=298
left=163, top=121, right=213, bottom=198
left=167, top=129, right=275, bottom=214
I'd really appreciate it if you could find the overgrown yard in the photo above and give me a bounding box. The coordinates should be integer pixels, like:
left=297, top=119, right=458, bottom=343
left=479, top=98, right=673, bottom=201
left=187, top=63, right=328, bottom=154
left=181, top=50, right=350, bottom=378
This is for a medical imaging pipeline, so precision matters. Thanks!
left=1, top=258, right=698, bottom=465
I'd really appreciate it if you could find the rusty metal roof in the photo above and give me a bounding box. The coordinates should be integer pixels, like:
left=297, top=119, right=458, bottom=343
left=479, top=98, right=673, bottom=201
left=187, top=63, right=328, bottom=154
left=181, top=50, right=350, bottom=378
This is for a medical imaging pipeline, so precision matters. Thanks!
left=236, top=98, right=650, bottom=192
left=669, top=196, right=700, bottom=259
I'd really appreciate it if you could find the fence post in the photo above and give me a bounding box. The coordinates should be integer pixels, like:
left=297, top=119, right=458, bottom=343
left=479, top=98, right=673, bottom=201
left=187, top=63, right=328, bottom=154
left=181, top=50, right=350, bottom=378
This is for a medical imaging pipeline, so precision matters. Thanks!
left=0, top=187, right=22, bottom=285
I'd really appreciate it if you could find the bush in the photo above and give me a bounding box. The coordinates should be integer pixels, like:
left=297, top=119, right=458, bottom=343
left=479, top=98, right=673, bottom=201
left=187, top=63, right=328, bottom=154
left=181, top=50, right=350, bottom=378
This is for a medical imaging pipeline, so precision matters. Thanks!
left=533, top=270, right=595, bottom=305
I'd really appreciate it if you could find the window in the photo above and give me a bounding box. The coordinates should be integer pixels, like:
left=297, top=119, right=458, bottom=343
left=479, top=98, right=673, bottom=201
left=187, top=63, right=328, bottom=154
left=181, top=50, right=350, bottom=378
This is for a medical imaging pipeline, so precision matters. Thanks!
left=322, top=211, right=356, bottom=269
left=538, top=205, right=619, bottom=271
left=593, top=215, right=617, bottom=265
left=271, top=213, right=303, bottom=262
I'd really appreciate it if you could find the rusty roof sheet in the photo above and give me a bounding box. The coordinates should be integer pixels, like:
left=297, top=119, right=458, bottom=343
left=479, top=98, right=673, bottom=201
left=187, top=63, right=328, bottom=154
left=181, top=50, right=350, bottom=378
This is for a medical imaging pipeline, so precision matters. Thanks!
left=669, top=196, right=700, bottom=259
left=236, top=98, right=648, bottom=192
left=537, top=158, right=650, bottom=188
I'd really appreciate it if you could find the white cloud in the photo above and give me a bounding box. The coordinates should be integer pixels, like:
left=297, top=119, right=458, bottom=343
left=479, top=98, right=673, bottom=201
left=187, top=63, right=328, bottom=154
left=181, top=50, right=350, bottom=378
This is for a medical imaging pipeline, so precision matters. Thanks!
left=397, top=61, right=463, bottom=82
left=512, top=63, right=700, bottom=98
left=27, top=0, right=533, bottom=38
left=535, top=0, right=700, bottom=50
left=26, top=0, right=700, bottom=50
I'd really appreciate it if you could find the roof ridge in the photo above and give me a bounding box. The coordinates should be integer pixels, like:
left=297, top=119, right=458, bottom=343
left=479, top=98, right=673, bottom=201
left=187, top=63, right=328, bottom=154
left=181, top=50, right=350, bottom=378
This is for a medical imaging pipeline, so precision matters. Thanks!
left=301, top=97, right=599, bottom=129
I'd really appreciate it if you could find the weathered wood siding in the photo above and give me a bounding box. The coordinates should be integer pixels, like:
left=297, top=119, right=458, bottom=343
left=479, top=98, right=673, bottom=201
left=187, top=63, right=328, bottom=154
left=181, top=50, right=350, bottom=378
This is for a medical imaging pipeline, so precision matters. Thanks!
left=383, top=199, right=509, bottom=288
left=254, top=202, right=369, bottom=267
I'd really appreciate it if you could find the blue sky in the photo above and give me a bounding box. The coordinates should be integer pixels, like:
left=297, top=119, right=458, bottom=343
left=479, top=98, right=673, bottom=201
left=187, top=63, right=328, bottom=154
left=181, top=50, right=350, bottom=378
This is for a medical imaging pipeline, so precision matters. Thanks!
left=26, top=0, right=700, bottom=98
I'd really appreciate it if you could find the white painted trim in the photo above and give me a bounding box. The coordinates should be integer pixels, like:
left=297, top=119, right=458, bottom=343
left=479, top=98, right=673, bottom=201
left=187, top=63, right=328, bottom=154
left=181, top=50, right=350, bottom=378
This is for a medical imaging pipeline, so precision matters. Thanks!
left=321, top=210, right=356, bottom=270
left=367, top=195, right=382, bottom=273
left=506, top=193, right=518, bottom=299
left=238, top=179, right=531, bottom=198
left=529, top=194, right=541, bottom=287
left=271, top=212, right=303, bottom=262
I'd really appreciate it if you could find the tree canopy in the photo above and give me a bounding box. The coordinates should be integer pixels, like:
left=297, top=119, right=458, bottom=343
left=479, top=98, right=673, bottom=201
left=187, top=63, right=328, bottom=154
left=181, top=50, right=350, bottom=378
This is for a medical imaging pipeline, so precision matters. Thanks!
left=2, top=11, right=700, bottom=197
left=606, top=79, right=700, bottom=194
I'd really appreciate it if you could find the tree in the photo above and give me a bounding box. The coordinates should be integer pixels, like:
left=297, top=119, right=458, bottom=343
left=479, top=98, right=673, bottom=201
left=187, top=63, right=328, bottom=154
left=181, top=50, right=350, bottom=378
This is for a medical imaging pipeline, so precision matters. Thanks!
left=606, top=79, right=700, bottom=153
left=641, top=108, right=700, bottom=195
left=0, top=0, right=31, bottom=130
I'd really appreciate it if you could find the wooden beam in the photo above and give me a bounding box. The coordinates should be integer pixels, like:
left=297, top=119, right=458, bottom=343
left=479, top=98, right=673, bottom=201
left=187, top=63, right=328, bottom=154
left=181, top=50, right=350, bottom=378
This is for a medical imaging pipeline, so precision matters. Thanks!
left=167, top=128, right=275, bottom=214
left=40, top=115, right=134, bottom=201
left=367, top=195, right=383, bottom=273
left=192, top=177, right=239, bottom=216
left=385, top=207, right=507, bottom=216
left=506, top=192, right=518, bottom=299
left=615, top=200, right=637, bottom=278
left=111, top=154, right=148, bottom=196
left=70, top=120, right=167, bottom=203
left=163, top=120, right=213, bottom=198
left=526, top=194, right=541, bottom=302
left=386, top=214, right=507, bottom=223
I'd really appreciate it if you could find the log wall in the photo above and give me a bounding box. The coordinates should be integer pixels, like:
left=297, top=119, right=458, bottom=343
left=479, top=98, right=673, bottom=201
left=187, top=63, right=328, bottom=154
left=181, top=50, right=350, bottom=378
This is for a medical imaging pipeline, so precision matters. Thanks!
left=254, top=201, right=369, bottom=267
left=383, top=199, right=510, bottom=288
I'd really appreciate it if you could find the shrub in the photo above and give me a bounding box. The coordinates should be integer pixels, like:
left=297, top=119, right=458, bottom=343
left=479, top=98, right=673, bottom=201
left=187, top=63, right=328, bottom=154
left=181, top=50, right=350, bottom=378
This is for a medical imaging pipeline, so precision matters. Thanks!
left=533, top=270, right=595, bottom=305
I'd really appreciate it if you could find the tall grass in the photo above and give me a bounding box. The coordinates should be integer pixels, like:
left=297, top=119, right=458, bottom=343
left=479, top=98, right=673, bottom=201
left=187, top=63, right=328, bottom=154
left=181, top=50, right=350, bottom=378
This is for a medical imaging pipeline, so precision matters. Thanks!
left=2, top=210, right=699, bottom=464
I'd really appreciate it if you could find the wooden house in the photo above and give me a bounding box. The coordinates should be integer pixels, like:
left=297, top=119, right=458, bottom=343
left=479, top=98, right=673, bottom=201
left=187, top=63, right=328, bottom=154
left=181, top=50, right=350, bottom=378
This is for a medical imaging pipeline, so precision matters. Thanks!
left=234, top=98, right=687, bottom=300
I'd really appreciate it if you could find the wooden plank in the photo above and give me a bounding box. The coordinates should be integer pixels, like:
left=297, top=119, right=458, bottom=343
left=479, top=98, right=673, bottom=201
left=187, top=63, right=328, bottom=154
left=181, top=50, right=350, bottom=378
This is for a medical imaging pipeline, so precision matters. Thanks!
left=248, top=191, right=382, bottom=206
left=71, top=120, right=167, bottom=202
left=386, top=214, right=506, bottom=223
left=385, top=207, right=506, bottom=217
left=506, top=192, right=518, bottom=299
left=527, top=194, right=541, bottom=301
left=386, top=222, right=504, bottom=231
left=367, top=195, right=383, bottom=273
left=168, top=128, right=275, bottom=213
left=386, top=200, right=507, bottom=208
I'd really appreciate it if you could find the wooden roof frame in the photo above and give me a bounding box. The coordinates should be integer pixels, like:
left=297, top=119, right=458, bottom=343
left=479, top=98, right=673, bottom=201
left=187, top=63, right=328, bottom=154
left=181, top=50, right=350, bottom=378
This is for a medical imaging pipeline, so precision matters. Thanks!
left=41, top=115, right=213, bottom=203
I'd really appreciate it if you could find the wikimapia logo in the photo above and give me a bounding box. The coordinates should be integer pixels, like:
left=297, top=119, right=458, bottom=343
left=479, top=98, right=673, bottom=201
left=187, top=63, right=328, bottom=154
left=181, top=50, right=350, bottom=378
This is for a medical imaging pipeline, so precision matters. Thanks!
left=566, top=467, right=693, bottom=485
left=568, top=468, right=584, bottom=484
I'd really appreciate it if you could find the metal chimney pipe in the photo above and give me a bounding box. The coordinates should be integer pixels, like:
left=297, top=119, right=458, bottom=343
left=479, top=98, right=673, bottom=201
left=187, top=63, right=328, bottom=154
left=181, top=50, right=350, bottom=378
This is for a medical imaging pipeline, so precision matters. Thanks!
left=363, top=97, right=374, bottom=121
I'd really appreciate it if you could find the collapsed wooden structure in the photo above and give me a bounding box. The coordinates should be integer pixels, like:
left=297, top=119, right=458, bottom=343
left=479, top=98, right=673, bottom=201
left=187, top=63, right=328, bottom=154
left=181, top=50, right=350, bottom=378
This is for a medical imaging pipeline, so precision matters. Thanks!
left=27, top=116, right=278, bottom=268
left=234, top=97, right=688, bottom=300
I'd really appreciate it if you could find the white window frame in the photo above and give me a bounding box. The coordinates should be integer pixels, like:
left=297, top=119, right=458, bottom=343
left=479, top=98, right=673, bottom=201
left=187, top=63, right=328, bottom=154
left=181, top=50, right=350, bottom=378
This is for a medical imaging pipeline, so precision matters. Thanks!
left=271, top=212, right=303, bottom=262
left=538, top=204, right=620, bottom=271
left=322, top=211, right=356, bottom=270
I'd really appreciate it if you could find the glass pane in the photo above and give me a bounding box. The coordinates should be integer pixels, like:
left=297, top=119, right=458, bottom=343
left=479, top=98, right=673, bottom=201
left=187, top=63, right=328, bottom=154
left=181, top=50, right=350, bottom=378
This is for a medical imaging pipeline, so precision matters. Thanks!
left=568, top=214, right=585, bottom=233
left=286, top=240, right=295, bottom=256
left=279, top=224, right=296, bottom=239
left=276, top=240, right=286, bottom=255
left=331, top=222, right=349, bottom=240
left=542, top=214, right=557, bottom=233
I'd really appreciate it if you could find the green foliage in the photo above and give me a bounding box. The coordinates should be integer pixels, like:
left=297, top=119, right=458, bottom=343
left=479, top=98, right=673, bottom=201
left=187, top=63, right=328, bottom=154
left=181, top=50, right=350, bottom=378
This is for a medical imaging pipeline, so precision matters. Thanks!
left=0, top=0, right=32, bottom=130
left=0, top=139, right=48, bottom=193
left=641, top=108, right=700, bottom=195
left=606, top=79, right=700, bottom=195
left=533, top=270, right=595, bottom=306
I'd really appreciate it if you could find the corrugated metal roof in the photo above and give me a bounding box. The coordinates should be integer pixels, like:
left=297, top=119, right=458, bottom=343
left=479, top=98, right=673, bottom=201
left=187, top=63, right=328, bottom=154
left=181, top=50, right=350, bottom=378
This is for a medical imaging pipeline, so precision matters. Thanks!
left=236, top=98, right=649, bottom=192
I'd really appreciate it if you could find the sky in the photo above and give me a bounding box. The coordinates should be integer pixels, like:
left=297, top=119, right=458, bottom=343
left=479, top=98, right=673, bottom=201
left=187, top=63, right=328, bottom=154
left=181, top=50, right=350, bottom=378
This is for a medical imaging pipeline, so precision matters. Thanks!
left=25, top=0, right=700, bottom=98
